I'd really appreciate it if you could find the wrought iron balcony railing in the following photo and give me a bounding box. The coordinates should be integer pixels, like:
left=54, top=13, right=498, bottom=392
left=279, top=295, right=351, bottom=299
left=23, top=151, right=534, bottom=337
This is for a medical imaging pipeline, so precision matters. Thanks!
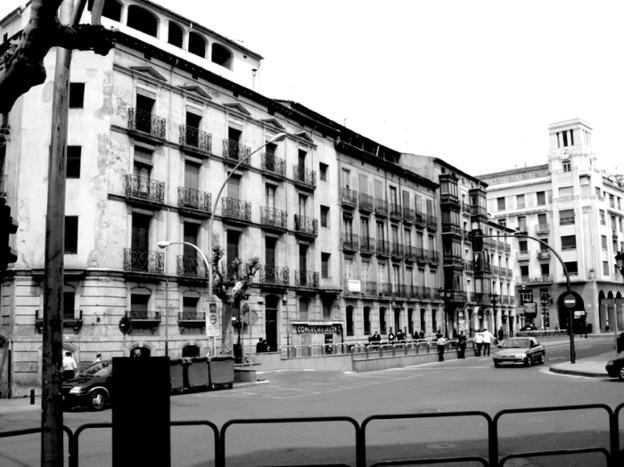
left=374, top=198, right=388, bottom=217
left=177, top=187, right=211, bottom=214
left=125, top=174, right=165, bottom=204
left=124, top=248, right=164, bottom=274
left=389, top=203, right=402, bottom=220
left=340, top=187, right=357, bottom=208
left=222, top=197, right=252, bottom=222
left=222, top=139, right=251, bottom=165
left=416, top=247, right=428, bottom=264
left=128, top=310, right=161, bottom=323
left=294, top=214, right=318, bottom=237
left=360, top=236, right=376, bottom=255
left=261, top=154, right=286, bottom=177
left=176, top=255, right=208, bottom=279
left=429, top=250, right=439, bottom=265
left=259, top=266, right=289, bottom=286
left=376, top=239, right=390, bottom=256
left=414, top=211, right=427, bottom=229
left=179, top=125, right=212, bottom=153
left=292, top=165, right=317, bottom=188
left=535, top=224, right=550, bottom=235
left=390, top=241, right=402, bottom=257
left=294, top=270, right=319, bottom=288
left=342, top=234, right=359, bottom=251
left=260, top=206, right=288, bottom=229
left=177, top=311, right=206, bottom=324
left=403, top=207, right=415, bottom=224
left=427, top=215, right=438, bottom=231
left=404, top=245, right=417, bottom=261
left=379, top=282, right=392, bottom=296
left=35, top=309, right=83, bottom=333
left=359, top=193, right=374, bottom=212
left=128, top=108, right=166, bottom=139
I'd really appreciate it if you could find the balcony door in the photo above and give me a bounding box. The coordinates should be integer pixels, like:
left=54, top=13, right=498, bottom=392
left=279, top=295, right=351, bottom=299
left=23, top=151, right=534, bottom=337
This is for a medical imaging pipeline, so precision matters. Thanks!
left=299, top=243, right=308, bottom=284
left=183, top=223, right=199, bottom=274
left=136, top=94, right=155, bottom=133
left=185, top=161, right=200, bottom=190
left=265, top=237, right=276, bottom=279
left=132, top=213, right=150, bottom=252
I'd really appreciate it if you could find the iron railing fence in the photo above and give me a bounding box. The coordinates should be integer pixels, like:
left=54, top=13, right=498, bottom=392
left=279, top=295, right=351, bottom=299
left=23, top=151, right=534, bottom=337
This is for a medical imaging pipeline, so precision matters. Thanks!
left=3, top=402, right=622, bottom=467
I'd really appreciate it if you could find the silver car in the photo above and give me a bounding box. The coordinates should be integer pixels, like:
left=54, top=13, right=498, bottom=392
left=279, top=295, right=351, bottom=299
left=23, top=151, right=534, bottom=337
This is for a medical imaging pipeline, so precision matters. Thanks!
left=493, top=337, right=545, bottom=367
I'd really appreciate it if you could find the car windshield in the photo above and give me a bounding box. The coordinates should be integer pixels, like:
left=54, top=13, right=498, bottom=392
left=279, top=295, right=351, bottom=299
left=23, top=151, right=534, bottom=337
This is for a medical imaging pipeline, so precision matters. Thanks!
left=80, top=362, right=110, bottom=377
left=502, top=339, right=531, bottom=349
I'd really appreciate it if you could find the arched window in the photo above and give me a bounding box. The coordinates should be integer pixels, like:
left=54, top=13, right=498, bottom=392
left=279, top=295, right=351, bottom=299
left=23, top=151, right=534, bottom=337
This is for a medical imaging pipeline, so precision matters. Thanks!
left=88, top=0, right=122, bottom=21
left=379, top=307, right=387, bottom=334
left=363, top=306, right=371, bottom=335
left=211, top=43, right=232, bottom=69
left=127, top=5, right=158, bottom=37
left=130, top=346, right=151, bottom=358
left=188, top=32, right=206, bottom=57
left=346, top=306, right=354, bottom=336
left=168, top=21, right=183, bottom=47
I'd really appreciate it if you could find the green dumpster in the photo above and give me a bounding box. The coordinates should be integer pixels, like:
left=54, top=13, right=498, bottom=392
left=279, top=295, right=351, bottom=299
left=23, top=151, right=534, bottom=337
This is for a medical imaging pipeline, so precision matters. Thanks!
left=210, top=355, right=234, bottom=389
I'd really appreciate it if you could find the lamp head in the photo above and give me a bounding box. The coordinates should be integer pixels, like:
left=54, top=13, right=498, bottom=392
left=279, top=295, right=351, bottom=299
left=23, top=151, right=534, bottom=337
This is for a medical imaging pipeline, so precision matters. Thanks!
left=157, top=241, right=171, bottom=249
left=616, top=251, right=624, bottom=270
left=269, top=132, right=287, bottom=144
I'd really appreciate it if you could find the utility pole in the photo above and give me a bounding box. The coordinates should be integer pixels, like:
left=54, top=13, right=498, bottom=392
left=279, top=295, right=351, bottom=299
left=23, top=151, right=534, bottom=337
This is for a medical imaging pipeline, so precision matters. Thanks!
left=42, top=1, right=85, bottom=465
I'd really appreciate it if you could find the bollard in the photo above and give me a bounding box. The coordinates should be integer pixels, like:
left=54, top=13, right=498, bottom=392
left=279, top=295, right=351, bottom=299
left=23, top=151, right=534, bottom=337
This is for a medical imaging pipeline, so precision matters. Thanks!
left=30, top=389, right=35, bottom=405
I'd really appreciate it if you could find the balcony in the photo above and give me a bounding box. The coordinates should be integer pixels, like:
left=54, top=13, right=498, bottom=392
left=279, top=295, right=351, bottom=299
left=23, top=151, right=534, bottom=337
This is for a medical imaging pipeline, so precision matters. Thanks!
left=440, top=192, right=459, bottom=207
left=390, top=241, right=402, bottom=259
left=403, top=207, right=415, bottom=225
left=404, top=245, right=417, bottom=262
left=177, top=311, right=206, bottom=327
left=379, top=282, right=392, bottom=296
left=342, top=233, right=359, bottom=252
left=360, top=236, right=376, bottom=255
left=474, top=257, right=491, bottom=274
left=415, top=247, right=428, bottom=265
left=176, top=255, right=208, bottom=281
left=376, top=239, right=390, bottom=257
left=292, top=165, right=317, bottom=190
left=389, top=203, right=402, bottom=221
left=179, top=125, right=211, bottom=156
left=128, top=310, right=161, bottom=330
left=414, top=211, right=426, bottom=229
left=429, top=250, right=439, bottom=267
left=259, top=266, right=289, bottom=289
left=374, top=198, right=388, bottom=217
left=222, top=139, right=251, bottom=167
left=177, top=187, right=211, bottom=218
left=261, top=154, right=286, bottom=179
left=125, top=174, right=165, bottom=208
left=516, top=251, right=530, bottom=261
left=442, top=222, right=462, bottom=236
left=470, top=205, right=488, bottom=218
left=294, top=270, right=319, bottom=288
left=523, top=275, right=553, bottom=284
left=464, top=260, right=474, bottom=272
left=260, top=206, right=288, bottom=231
left=35, top=310, right=83, bottom=333
left=294, top=214, right=318, bottom=238
left=537, top=251, right=551, bottom=261
left=427, top=215, right=438, bottom=231
left=128, top=108, right=166, bottom=143
left=443, top=254, right=463, bottom=268
left=361, top=281, right=377, bottom=296
left=124, top=248, right=164, bottom=278
left=535, top=224, right=550, bottom=235
left=221, top=197, right=252, bottom=224
left=359, top=193, right=374, bottom=213
left=340, top=187, right=358, bottom=209
left=443, top=289, right=467, bottom=303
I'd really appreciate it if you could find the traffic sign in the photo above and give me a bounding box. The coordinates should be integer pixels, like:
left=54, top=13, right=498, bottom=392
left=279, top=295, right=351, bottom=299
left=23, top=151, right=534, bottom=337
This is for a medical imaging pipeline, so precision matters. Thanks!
left=206, top=301, right=219, bottom=337
left=562, top=293, right=577, bottom=309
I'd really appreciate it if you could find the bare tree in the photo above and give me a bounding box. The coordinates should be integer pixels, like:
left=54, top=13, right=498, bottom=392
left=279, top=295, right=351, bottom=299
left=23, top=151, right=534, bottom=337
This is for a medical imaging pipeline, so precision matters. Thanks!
left=0, top=0, right=115, bottom=114
left=211, top=247, right=261, bottom=356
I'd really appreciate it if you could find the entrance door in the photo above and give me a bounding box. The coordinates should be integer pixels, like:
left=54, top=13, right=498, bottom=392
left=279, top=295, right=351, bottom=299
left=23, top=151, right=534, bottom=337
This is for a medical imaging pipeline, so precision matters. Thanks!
left=265, top=295, right=279, bottom=351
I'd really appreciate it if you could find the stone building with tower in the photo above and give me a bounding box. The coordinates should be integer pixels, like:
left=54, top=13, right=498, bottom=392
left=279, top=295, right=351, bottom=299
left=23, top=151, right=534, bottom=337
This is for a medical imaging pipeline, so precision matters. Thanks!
left=479, top=119, right=624, bottom=333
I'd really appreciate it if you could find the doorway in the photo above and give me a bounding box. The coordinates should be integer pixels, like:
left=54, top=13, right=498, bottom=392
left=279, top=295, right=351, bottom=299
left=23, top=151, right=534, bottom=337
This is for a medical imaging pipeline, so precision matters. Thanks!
left=265, top=295, right=279, bottom=352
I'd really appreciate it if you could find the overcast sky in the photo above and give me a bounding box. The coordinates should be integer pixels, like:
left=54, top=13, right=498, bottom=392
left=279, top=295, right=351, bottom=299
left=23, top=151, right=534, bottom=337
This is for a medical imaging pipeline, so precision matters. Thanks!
left=3, top=0, right=624, bottom=176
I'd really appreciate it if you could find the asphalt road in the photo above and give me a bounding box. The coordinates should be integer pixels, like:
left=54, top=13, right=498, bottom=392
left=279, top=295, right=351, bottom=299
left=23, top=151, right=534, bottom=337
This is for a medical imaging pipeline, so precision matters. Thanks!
left=1, top=337, right=622, bottom=466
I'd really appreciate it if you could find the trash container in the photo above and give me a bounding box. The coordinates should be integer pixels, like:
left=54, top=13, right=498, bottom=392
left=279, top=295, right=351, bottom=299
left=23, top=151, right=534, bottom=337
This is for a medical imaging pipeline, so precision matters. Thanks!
left=210, top=355, right=234, bottom=389
left=187, top=357, right=210, bottom=389
left=617, top=333, right=624, bottom=353
left=169, top=359, right=185, bottom=392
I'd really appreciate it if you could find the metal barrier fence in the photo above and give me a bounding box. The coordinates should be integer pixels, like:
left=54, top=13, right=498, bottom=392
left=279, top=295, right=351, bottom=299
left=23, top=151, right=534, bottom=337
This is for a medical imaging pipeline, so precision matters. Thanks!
left=280, top=340, right=460, bottom=359
left=2, top=402, right=623, bottom=466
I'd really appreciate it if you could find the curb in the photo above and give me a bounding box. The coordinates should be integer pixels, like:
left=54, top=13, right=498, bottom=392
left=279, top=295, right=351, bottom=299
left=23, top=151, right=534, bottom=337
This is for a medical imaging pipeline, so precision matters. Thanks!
left=549, top=366, right=608, bottom=378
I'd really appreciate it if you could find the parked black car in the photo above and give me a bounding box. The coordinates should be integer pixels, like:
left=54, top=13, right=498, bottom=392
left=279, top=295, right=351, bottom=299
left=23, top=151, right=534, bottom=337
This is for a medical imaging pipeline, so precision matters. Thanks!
left=61, top=360, right=112, bottom=411
left=605, top=356, right=624, bottom=380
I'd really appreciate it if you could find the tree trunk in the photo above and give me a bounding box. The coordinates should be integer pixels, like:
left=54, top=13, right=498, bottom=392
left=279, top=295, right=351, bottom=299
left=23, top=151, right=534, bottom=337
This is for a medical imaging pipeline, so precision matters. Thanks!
left=221, top=302, right=234, bottom=355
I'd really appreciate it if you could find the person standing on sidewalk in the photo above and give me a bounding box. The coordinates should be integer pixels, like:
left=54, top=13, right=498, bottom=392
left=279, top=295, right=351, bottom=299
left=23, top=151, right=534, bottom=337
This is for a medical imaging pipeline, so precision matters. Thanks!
left=474, top=330, right=484, bottom=356
left=481, top=328, right=495, bottom=356
left=436, top=333, right=447, bottom=362
left=457, top=331, right=467, bottom=358
left=62, top=351, right=77, bottom=380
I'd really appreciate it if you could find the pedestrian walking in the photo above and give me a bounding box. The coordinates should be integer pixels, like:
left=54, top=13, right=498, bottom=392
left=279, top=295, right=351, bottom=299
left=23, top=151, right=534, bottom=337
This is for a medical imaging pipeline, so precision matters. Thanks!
left=474, top=330, right=484, bottom=356
left=436, top=333, right=447, bottom=362
left=62, top=351, right=77, bottom=380
left=481, top=328, right=495, bottom=356
left=457, top=331, right=467, bottom=359
left=497, top=326, right=504, bottom=342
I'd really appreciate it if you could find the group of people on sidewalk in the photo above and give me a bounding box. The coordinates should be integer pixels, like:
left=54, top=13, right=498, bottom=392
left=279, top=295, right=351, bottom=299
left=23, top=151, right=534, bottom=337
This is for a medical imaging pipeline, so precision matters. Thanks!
left=473, top=328, right=497, bottom=357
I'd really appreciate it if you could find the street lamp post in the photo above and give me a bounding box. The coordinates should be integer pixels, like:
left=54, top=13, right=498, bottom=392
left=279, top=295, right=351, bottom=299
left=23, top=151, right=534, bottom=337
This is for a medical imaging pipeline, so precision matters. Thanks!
left=206, top=132, right=287, bottom=354
left=158, top=240, right=211, bottom=356
left=489, top=292, right=498, bottom=334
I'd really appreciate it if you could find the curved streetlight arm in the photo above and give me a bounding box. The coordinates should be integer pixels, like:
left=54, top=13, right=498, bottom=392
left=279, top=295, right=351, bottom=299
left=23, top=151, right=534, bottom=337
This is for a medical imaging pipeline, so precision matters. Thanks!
left=157, top=240, right=210, bottom=271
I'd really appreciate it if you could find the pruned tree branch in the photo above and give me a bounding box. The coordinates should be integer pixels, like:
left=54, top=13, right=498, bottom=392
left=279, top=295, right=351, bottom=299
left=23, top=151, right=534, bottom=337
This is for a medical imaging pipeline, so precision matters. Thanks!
left=0, top=0, right=115, bottom=113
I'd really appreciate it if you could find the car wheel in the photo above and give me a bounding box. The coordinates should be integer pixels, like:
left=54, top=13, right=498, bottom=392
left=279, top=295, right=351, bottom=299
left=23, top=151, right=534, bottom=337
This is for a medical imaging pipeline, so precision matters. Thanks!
left=618, top=367, right=624, bottom=381
left=494, top=361, right=501, bottom=368
left=89, top=389, right=108, bottom=411
left=538, top=353, right=545, bottom=365
left=525, top=356, right=532, bottom=367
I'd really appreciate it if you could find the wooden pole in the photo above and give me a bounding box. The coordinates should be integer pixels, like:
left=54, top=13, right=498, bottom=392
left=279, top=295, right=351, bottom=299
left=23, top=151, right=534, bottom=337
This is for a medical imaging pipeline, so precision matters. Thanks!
left=41, top=1, right=86, bottom=465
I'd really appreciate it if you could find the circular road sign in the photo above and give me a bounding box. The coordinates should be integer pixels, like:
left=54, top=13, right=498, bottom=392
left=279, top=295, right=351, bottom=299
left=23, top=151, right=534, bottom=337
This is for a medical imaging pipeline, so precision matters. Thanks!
left=562, top=293, right=577, bottom=309
left=209, top=314, right=217, bottom=325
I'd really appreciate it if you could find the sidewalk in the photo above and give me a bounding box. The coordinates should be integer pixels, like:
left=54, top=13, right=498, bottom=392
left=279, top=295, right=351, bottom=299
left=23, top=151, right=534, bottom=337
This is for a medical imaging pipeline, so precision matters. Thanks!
left=549, top=352, right=612, bottom=378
